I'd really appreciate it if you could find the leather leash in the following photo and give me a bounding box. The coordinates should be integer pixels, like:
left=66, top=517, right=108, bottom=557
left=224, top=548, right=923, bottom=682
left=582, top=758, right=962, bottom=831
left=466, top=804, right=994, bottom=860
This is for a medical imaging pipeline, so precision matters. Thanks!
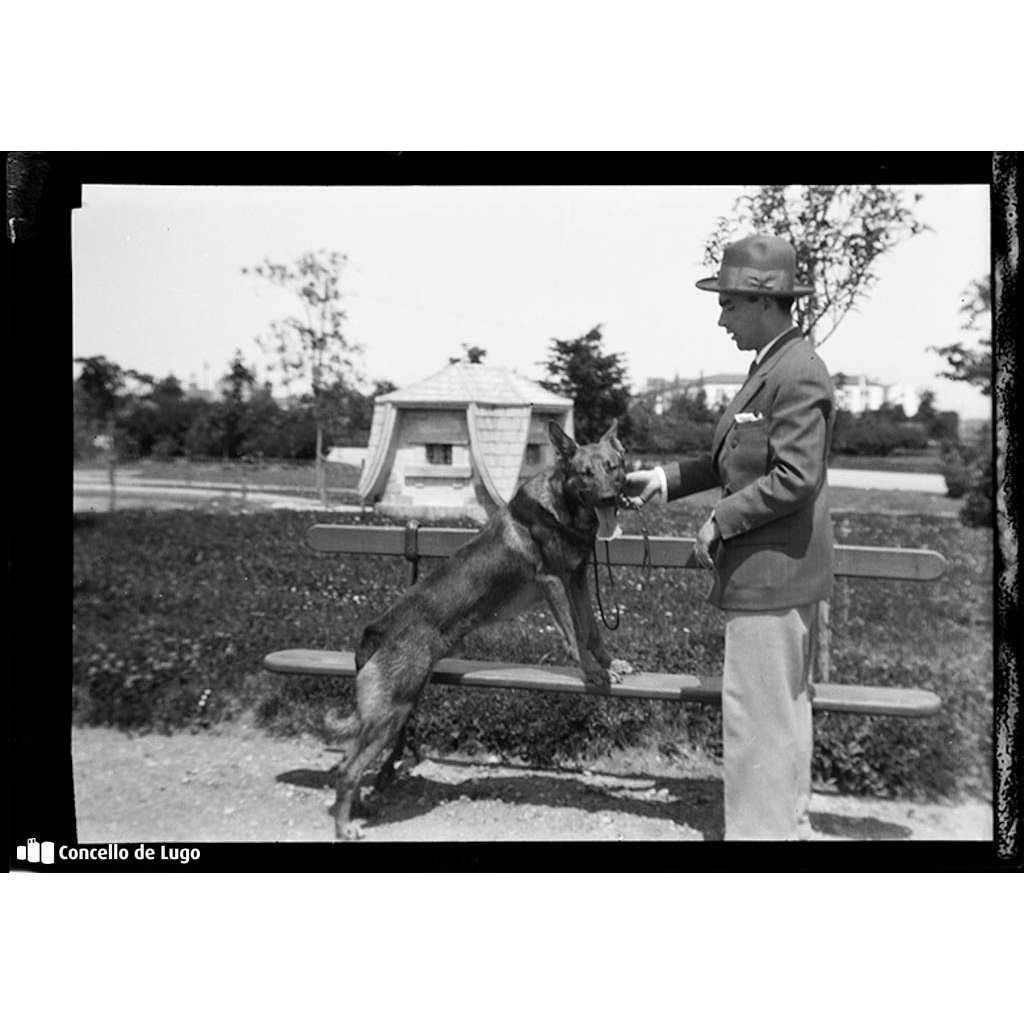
left=593, top=537, right=621, bottom=630
left=592, top=496, right=652, bottom=630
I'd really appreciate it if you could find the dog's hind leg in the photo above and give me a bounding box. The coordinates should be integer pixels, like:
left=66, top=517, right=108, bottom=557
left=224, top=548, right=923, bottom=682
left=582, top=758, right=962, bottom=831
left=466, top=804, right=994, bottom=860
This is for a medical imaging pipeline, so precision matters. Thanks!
left=330, top=710, right=414, bottom=840
left=330, top=646, right=432, bottom=840
left=372, top=714, right=422, bottom=795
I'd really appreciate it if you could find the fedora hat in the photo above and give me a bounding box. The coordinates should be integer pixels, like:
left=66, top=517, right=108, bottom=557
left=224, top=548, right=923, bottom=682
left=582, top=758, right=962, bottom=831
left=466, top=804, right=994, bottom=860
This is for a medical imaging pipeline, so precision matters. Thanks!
left=695, top=235, right=813, bottom=297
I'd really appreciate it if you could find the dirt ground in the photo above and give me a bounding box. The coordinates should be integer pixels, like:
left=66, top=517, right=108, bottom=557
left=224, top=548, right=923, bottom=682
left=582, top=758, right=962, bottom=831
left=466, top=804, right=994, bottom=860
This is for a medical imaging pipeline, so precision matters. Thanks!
left=71, top=722, right=992, bottom=844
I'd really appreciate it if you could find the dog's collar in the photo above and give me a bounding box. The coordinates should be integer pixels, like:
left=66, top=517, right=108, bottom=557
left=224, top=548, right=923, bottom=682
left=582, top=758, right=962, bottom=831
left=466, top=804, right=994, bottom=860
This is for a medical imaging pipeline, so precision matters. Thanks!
left=510, top=488, right=596, bottom=546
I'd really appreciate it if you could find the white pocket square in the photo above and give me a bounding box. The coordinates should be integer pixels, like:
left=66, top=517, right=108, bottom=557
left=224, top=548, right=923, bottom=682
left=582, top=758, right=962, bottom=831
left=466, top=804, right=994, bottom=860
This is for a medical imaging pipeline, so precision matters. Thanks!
left=734, top=411, right=764, bottom=424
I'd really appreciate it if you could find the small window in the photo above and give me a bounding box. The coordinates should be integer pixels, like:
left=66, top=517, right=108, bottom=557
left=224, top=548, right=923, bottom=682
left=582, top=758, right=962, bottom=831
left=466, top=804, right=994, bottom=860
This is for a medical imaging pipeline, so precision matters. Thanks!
left=425, top=444, right=453, bottom=465
left=524, top=444, right=542, bottom=465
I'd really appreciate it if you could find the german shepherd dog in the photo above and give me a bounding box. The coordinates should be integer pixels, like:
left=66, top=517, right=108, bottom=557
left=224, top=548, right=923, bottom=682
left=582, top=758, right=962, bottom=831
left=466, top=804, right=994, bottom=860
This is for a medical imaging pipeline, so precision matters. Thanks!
left=328, top=420, right=630, bottom=840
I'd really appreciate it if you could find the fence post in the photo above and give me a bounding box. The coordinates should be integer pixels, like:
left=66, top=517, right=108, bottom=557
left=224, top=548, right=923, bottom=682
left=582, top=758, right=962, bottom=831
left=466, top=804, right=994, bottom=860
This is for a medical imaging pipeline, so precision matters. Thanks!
left=814, top=597, right=831, bottom=687
left=107, top=454, right=117, bottom=512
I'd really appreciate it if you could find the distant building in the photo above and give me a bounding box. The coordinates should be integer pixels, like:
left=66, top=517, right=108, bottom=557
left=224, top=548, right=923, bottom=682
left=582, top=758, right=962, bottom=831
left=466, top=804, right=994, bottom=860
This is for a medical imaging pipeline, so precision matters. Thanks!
left=644, top=371, right=919, bottom=416
left=183, top=383, right=216, bottom=403
left=832, top=374, right=918, bottom=415
left=643, top=373, right=747, bottom=414
left=358, top=362, right=574, bottom=522
left=686, top=374, right=747, bottom=409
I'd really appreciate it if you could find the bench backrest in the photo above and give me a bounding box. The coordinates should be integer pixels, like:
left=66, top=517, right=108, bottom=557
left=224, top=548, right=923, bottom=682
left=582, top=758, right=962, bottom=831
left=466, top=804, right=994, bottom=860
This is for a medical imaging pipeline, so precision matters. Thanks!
left=306, top=523, right=948, bottom=582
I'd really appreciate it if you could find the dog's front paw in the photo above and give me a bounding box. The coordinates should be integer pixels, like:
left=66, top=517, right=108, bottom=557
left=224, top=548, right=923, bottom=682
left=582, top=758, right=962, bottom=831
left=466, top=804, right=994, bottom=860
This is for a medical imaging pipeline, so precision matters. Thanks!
left=609, top=658, right=635, bottom=684
left=580, top=655, right=612, bottom=689
left=337, top=821, right=365, bottom=842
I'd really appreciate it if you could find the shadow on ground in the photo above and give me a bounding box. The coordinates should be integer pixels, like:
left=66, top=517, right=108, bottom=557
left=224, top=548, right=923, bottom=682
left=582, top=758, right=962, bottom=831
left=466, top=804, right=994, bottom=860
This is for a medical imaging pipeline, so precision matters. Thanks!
left=277, top=758, right=913, bottom=841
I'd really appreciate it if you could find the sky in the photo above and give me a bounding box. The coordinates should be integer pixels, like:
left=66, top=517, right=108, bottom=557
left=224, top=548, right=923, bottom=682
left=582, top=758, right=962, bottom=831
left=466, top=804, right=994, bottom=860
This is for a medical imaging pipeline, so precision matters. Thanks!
left=72, top=182, right=993, bottom=420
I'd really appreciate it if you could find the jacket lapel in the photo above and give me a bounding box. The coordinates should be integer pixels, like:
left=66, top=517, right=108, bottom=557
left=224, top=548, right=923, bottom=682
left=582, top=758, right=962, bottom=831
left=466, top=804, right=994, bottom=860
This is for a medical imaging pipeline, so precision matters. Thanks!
left=712, top=327, right=804, bottom=466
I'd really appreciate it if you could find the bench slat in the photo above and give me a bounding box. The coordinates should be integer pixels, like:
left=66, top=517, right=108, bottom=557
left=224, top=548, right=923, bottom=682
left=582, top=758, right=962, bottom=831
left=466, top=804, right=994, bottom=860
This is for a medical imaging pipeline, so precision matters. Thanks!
left=263, top=649, right=942, bottom=718
left=305, top=525, right=947, bottom=581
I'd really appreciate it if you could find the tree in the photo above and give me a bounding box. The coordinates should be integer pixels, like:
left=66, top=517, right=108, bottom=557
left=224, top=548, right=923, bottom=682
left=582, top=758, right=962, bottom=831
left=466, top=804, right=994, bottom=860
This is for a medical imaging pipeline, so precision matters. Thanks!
left=74, top=355, right=125, bottom=437
left=931, top=275, right=992, bottom=395
left=914, top=388, right=937, bottom=426
left=541, top=324, right=631, bottom=443
left=73, top=356, right=153, bottom=457
left=217, top=351, right=258, bottom=459
left=243, top=251, right=362, bottom=500
left=319, top=378, right=398, bottom=446
left=236, top=384, right=283, bottom=458
left=117, top=374, right=194, bottom=458
left=930, top=275, right=993, bottom=527
left=703, top=186, right=930, bottom=345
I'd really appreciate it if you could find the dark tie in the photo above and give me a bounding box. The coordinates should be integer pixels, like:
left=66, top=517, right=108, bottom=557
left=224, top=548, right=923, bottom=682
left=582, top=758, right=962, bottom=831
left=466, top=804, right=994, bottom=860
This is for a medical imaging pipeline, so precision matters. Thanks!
left=748, top=359, right=758, bottom=377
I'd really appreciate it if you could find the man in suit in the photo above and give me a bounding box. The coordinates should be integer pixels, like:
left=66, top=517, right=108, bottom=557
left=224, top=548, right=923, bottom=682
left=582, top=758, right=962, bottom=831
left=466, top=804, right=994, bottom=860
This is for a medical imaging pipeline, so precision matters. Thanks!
left=627, top=235, right=835, bottom=840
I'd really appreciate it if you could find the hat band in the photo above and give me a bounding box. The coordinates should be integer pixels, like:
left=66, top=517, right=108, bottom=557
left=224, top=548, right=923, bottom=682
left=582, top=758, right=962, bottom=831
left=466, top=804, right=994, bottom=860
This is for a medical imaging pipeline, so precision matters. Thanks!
left=717, top=265, right=793, bottom=292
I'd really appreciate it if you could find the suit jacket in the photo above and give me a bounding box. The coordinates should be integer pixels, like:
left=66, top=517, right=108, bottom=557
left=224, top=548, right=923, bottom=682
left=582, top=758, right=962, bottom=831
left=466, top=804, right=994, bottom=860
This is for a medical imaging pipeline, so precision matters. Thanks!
left=664, top=328, right=835, bottom=611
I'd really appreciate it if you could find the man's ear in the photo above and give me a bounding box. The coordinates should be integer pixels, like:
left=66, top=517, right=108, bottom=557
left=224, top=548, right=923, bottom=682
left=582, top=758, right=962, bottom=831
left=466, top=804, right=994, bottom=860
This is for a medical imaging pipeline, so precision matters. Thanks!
left=548, top=421, right=578, bottom=461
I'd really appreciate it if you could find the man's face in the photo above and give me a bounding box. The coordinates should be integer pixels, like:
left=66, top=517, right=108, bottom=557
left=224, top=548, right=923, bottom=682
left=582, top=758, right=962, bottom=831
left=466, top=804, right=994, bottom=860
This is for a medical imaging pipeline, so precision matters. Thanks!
left=716, top=293, right=772, bottom=352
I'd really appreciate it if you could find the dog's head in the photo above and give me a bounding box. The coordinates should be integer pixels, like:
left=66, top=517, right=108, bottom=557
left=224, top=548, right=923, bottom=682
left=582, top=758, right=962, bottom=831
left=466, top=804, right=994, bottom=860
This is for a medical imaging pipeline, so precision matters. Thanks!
left=548, top=420, right=627, bottom=540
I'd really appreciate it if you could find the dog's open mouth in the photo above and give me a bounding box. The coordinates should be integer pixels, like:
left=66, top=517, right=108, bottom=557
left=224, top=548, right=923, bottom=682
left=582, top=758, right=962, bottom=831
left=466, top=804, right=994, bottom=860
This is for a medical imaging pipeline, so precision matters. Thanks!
left=594, top=501, right=622, bottom=542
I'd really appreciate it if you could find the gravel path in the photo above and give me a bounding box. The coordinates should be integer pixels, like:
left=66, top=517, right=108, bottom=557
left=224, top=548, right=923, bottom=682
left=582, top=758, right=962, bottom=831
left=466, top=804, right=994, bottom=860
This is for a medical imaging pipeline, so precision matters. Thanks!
left=72, top=724, right=992, bottom=844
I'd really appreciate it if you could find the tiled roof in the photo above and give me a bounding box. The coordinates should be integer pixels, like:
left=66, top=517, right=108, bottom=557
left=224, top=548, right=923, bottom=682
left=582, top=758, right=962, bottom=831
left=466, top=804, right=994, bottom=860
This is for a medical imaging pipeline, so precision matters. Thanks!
left=378, top=362, right=572, bottom=408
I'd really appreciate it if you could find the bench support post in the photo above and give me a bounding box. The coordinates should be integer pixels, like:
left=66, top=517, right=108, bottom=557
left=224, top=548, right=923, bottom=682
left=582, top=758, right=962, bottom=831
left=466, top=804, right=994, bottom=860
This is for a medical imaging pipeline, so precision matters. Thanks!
left=404, top=519, right=421, bottom=586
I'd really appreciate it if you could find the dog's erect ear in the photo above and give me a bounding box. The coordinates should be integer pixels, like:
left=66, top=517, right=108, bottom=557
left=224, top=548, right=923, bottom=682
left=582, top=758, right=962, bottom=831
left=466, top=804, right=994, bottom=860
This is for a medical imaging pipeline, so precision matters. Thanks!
left=548, top=421, right=578, bottom=461
left=600, top=419, right=625, bottom=455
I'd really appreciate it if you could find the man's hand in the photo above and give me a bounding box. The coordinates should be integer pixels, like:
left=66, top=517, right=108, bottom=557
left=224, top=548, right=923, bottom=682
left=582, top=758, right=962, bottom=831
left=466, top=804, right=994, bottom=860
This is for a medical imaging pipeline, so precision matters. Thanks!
left=625, top=469, right=661, bottom=505
left=695, top=514, right=721, bottom=570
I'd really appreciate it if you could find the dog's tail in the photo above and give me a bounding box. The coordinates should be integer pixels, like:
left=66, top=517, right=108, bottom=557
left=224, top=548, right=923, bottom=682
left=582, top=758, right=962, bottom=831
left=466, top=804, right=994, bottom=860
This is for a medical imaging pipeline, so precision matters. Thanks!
left=323, top=708, right=361, bottom=751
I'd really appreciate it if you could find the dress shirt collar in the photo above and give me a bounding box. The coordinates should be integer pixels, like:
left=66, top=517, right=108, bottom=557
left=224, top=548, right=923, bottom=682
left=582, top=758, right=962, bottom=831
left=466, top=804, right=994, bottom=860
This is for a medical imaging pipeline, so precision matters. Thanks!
left=753, top=326, right=795, bottom=367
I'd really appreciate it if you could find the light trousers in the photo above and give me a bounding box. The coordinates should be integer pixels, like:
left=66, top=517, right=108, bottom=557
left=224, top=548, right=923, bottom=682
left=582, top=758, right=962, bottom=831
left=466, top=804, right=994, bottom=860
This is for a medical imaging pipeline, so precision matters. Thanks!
left=722, top=603, right=816, bottom=840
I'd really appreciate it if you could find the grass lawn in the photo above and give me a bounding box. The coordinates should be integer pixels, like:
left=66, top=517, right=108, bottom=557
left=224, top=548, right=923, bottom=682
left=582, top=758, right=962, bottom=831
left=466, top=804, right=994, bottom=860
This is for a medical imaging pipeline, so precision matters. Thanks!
left=78, top=457, right=362, bottom=495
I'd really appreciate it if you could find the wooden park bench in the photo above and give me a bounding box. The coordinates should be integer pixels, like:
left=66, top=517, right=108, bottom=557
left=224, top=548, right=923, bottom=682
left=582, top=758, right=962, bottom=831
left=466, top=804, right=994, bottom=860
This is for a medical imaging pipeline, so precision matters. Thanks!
left=264, top=522, right=946, bottom=718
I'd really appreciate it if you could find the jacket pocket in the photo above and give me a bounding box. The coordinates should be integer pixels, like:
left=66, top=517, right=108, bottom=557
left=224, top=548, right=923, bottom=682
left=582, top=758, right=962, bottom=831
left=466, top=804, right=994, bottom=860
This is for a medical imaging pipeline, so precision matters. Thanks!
left=723, top=419, right=770, bottom=479
left=731, top=417, right=768, bottom=433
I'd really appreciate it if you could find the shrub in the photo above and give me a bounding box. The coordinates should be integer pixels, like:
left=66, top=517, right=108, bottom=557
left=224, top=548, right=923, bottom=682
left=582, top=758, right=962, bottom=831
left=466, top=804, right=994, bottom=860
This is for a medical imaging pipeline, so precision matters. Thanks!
left=941, top=438, right=993, bottom=526
left=941, top=443, right=973, bottom=498
left=152, top=436, right=180, bottom=459
left=832, top=411, right=931, bottom=457
left=960, top=451, right=994, bottom=527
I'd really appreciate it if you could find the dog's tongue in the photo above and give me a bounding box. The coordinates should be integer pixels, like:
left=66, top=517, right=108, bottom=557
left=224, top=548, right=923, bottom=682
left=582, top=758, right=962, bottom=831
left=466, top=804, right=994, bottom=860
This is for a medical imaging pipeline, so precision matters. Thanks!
left=595, top=504, right=621, bottom=542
